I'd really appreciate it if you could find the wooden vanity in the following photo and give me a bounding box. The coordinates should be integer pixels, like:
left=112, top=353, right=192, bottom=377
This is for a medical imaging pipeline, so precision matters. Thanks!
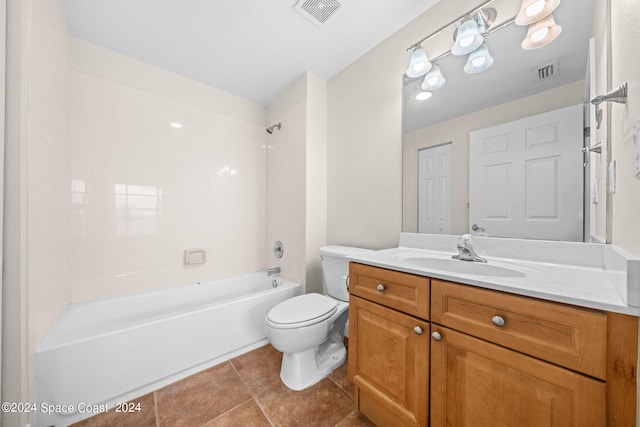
left=348, top=262, right=638, bottom=427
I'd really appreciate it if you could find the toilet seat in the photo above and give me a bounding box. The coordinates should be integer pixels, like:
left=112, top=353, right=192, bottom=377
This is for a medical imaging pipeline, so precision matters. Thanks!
left=267, top=293, right=337, bottom=329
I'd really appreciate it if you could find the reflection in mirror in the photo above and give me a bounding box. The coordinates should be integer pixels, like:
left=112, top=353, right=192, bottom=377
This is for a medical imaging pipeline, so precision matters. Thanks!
left=402, top=0, right=602, bottom=243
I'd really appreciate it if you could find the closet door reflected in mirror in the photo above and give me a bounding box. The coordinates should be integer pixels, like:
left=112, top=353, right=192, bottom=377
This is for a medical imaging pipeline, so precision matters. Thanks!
left=418, top=144, right=451, bottom=234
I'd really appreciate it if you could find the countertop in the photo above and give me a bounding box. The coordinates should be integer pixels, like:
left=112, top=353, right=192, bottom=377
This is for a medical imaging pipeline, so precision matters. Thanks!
left=348, top=246, right=640, bottom=316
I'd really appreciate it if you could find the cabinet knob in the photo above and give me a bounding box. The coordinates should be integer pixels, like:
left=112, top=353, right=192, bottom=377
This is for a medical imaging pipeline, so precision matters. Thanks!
left=414, top=326, right=423, bottom=335
left=491, top=315, right=506, bottom=327
left=377, top=284, right=385, bottom=292
left=431, top=332, right=442, bottom=341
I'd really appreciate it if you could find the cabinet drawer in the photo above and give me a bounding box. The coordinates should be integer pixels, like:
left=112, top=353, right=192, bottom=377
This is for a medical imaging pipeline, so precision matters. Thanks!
left=349, top=263, right=429, bottom=319
left=431, top=280, right=607, bottom=379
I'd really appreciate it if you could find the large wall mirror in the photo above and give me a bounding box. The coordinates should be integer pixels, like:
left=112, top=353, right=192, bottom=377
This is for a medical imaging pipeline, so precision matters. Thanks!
left=402, top=0, right=609, bottom=243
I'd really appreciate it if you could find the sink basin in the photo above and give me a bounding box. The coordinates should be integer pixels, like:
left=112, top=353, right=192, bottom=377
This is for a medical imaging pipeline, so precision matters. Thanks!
left=403, top=257, right=526, bottom=278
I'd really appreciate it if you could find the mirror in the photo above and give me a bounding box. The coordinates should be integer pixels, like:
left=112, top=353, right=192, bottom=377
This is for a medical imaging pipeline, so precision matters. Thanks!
left=402, top=0, right=603, bottom=242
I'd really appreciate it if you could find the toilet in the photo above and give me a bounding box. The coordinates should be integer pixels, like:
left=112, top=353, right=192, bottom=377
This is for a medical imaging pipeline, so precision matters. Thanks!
left=265, top=245, right=372, bottom=391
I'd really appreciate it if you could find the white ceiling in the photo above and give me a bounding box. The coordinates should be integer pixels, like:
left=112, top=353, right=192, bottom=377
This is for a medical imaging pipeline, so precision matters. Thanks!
left=59, top=0, right=440, bottom=106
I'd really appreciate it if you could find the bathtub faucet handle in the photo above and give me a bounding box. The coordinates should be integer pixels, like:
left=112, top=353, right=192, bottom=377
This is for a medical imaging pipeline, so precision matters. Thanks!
left=267, top=267, right=281, bottom=276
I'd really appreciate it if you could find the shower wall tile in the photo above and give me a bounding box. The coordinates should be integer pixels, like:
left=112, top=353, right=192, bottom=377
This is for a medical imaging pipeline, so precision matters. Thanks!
left=69, top=69, right=267, bottom=302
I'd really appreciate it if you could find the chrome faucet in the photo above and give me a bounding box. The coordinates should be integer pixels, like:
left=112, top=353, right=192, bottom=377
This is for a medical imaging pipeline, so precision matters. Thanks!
left=267, top=267, right=281, bottom=276
left=452, top=234, right=487, bottom=263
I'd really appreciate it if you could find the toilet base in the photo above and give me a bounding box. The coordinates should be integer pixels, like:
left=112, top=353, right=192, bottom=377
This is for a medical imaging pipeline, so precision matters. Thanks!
left=280, top=338, right=347, bottom=391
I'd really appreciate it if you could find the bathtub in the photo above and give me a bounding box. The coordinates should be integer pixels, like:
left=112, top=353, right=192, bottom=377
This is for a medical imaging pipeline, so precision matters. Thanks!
left=35, top=272, right=301, bottom=427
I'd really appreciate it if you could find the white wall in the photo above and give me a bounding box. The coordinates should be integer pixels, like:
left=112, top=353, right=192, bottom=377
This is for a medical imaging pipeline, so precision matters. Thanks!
left=403, top=81, right=584, bottom=234
left=610, top=0, right=640, bottom=257
left=327, top=0, right=485, bottom=250
left=305, top=73, right=328, bottom=294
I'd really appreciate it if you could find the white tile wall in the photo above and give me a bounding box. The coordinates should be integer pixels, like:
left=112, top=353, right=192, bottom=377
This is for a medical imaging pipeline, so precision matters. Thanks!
left=69, top=71, right=267, bottom=302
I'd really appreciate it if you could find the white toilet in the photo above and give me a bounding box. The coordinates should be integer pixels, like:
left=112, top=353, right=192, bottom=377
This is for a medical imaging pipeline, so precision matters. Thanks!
left=265, top=245, right=371, bottom=391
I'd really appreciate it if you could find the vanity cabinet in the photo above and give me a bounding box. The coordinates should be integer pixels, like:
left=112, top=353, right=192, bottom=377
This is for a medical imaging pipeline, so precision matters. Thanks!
left=348, top=263, right=638, bottom=427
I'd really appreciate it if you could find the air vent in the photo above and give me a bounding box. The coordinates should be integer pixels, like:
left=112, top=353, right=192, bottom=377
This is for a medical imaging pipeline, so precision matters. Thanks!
left=535, top=60, right=558, bottom=80
left=294, top=0, right=343, bottom=28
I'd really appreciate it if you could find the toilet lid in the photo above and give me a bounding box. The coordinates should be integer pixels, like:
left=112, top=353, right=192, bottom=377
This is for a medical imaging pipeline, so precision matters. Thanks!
left=267, top=293, right=337, bottom=327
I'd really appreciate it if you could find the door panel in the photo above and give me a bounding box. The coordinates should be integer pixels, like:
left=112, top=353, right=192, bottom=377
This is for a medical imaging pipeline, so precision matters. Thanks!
left=469, top=104, right=583, bottom=241
left=419, top=144, right=451, bottom=234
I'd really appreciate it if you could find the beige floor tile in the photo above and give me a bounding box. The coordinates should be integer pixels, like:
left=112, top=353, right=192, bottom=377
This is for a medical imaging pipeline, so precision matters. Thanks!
left=257, top=378, right=354, bottom=427
left=155, top=362, right=252, bottom=427
left=231, top=344, right=283, bottom=396
left=204, top=399, right=272, bottom=427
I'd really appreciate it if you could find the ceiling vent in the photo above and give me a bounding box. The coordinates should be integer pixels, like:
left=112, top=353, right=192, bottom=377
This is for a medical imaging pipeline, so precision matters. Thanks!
left=535, top=60, right=559, bottom=80
left=294, top=0, right=343, bottom=28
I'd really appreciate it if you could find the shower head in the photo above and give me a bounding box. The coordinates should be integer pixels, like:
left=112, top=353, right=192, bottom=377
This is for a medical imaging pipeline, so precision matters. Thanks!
left=266, top=123, right=282, bottom=134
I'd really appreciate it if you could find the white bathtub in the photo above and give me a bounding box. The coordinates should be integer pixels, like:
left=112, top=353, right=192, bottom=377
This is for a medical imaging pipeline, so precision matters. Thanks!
left=35, top=272, right=301, bottom=427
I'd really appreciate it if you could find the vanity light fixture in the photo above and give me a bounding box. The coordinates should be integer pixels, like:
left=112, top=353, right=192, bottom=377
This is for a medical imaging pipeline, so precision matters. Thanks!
left=421, top=64, right=445, bottom=91
left=406, top=46, right=432, bottom=78
left=405, top=2, right=503, bottom=86
left=406, top=0, right=563, bottom=91
left=464, top=43, right=494, bottom=74
left=521, top=14, right=562, bottom=50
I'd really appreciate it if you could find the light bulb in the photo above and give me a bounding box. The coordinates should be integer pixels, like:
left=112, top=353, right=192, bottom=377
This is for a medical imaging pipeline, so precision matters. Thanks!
left=416, top=91, right=433, bottom=101
left=526, top=0, right=546, bottom=17
left=531, top=26, right=549, bottom=42
left=472, top=56, right=486, bottom=67
left=460, top=36, right=475, bottom=48
left=413, top=62, right=427, bottom=73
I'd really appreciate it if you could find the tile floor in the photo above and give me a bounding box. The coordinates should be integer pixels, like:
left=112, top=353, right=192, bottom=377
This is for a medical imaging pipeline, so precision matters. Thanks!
left=72, top=344, right=375, bottom=426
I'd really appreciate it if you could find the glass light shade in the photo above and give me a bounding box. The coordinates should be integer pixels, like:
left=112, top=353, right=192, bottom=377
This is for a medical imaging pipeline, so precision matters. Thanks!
left=406, top=47, right=432, bottom=78
left=421, top=64, right=445, bottom=91
left=521, top=14, right=562, bottom=50
left=416, top=91, right=433, bottom=101
left=515, top=0, right=560, bottom=26
left=451, top=19, right=484, bottom=56
left=464, top=43, right=494, bottom=74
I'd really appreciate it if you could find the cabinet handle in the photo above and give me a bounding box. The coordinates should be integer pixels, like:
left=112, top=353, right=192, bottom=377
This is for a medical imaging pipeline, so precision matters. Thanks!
left=414, top=326, right=423, bottom=335
left=431, top=332, right=442, bottom=341
left=491, top=315, right=506, bottom=327
left=377, top=284, right=385, bottom=292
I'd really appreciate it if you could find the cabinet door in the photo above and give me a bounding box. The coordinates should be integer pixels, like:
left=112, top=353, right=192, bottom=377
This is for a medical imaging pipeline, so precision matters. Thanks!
left=349, top=296, right=429, bottom=427
left=430, top=326, right=605, bottom=427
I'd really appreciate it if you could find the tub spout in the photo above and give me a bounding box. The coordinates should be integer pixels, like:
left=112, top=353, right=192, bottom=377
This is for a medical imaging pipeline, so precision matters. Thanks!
left=267, top=267, right=281, bottom=276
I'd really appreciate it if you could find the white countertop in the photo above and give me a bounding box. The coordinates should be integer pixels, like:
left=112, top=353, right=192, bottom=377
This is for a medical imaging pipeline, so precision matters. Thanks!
left=348, top=246, right=640, bottom=316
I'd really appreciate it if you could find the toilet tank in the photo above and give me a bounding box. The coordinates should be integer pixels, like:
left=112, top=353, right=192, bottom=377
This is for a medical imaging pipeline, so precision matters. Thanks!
left=320, top=246, right=373, bottom=302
